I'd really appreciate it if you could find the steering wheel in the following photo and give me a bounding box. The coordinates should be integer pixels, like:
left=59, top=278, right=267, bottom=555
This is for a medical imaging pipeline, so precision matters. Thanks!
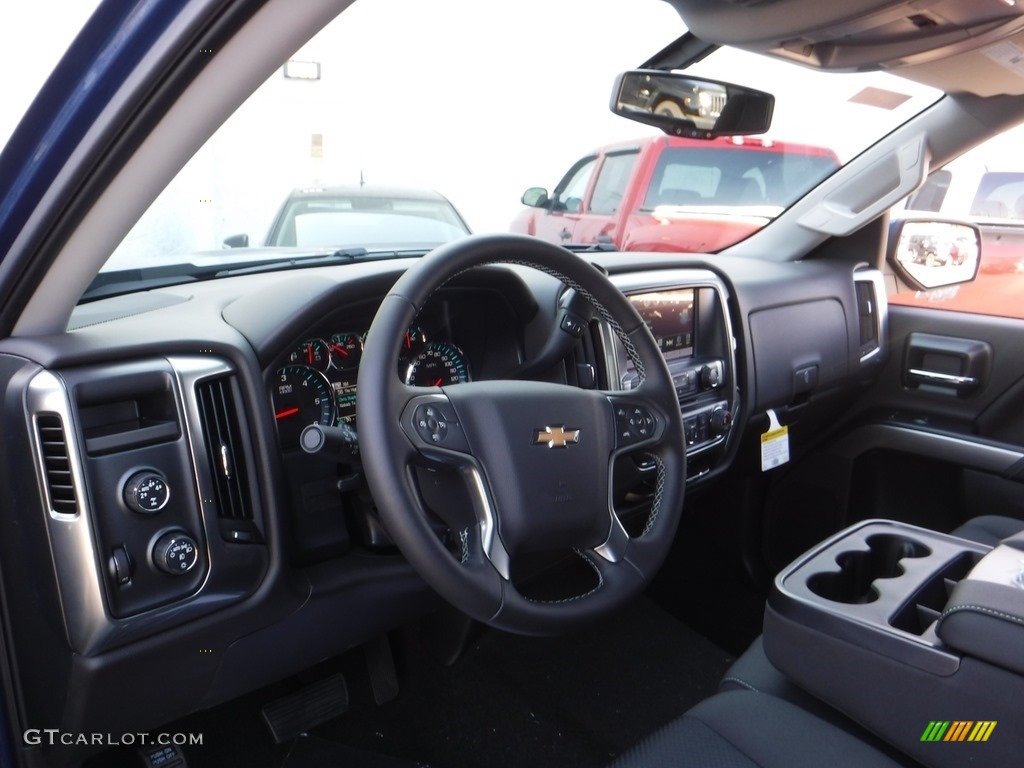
left=357, top=234, right=685, bottom=635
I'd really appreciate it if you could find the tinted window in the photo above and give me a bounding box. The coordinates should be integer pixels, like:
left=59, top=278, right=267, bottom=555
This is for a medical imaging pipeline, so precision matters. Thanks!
left=589, top=151, right=638, bottom=215
left=969, top=172, right=1024, bottom=219
left=642, top=147, right=838, bottom=209
left=557, top=159, right=597, bottom=213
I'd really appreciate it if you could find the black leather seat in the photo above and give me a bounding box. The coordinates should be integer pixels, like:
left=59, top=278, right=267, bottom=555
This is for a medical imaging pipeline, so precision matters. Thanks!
left=609, top=690, right=904, bottom=767
left=945, top=514, right=1024, bottom=546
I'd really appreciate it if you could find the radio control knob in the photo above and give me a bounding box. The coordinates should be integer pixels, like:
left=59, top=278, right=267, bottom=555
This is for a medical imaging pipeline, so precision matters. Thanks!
left=152, top=531, right=199, bottom=575
left=700, top=364, right=722, bottom=389
left=710, top=407, right=733, bottom=435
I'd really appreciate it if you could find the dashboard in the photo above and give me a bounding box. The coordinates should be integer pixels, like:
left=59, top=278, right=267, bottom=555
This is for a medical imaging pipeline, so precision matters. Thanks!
left=273, top=325, right=469, bottom=448
left=0, top=252, right=887, bottom=763
left=269, top=287, right=522, bottom=451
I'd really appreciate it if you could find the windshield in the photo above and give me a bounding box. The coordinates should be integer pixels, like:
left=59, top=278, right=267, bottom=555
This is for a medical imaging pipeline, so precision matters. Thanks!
left=87, top=0, right=940, bottom=279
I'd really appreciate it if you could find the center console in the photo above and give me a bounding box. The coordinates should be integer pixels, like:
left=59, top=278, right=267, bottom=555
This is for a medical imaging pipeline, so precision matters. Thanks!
left=605, top=270, right=738, bottom=482
left=764, top=519, right=1024, bottom=767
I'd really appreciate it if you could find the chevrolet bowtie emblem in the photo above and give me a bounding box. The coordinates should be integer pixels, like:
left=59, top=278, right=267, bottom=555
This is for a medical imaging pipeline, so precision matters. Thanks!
left=533, top=425, right=581, bottom=449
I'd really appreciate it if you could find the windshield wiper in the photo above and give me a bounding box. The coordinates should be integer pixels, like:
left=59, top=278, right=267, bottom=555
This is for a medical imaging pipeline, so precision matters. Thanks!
left=81, top=248, right=428, bottom=302
left=561, top=242, right=619, bottom=253
left=213, top=247, right=385, bottom=277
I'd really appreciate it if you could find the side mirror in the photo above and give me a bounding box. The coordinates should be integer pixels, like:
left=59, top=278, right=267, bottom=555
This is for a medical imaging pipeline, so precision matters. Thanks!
left=888, top=218, right=981, bottom=291
left=611, top=70, right=774, bottom=139
left=223, top=233, right=249, bottom=248
left=521, top=187, right=550, bottom=208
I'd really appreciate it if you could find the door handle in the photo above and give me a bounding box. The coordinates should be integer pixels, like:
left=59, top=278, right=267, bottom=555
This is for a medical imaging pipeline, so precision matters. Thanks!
left=904, top=332, right=990, bottom=395
left=907, top=368, right=978, bottom=387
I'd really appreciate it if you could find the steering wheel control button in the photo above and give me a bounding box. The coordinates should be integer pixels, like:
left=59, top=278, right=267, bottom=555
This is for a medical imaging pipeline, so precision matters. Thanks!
left=560, top=313, right=586, bottom=337
left=628, top=407, right=655, bottom=438
left=123, top=471, right=170, bottom=514
left=615, top=402, right=656, bottom=446
left=152, top=531, right=199, bottom=575
left=415, top=404, right=450, bottom=443
left=404, top=398, right=471, bottom=454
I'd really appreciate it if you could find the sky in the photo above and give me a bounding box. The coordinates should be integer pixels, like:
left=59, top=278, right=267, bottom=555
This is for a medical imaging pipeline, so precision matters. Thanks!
left=0, top=0, right=971, bottom=270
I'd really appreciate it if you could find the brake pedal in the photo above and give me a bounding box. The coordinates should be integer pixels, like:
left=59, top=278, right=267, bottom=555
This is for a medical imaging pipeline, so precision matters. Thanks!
left=261, top=672, right=349, bottom=744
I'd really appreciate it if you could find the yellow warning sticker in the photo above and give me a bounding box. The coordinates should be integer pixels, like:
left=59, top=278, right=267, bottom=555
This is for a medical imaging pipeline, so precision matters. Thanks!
left=760, top=410, right=790, bottom=471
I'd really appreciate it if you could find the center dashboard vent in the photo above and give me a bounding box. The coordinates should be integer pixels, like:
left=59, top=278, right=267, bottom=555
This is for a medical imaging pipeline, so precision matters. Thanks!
left=195, top=375, right=260, bottom=542
left=36, top=413, right=78, bottom=516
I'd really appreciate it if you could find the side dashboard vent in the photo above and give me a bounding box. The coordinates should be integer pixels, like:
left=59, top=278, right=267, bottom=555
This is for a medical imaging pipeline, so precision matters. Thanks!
left=855, top=277, right=882, bottom=362
left=195, top=376, right=259, bottom=541
left=36, top=413, right=78, bottom=516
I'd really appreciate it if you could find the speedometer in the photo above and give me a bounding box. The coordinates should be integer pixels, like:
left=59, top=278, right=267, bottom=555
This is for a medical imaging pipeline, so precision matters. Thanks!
left=404, top=342, right=469, bottom=387
left=272, top=365, right=337, bottom=447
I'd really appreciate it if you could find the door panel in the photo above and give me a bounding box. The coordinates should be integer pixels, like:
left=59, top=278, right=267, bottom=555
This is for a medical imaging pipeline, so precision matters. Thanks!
left=846, top=305, right=1024, bottom=527
left=759, top=304, right=1024, bottom=572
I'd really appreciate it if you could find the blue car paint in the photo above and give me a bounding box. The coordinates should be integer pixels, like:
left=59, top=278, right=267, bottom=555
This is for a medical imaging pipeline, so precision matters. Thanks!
left=0, top=0, right=185, bottom=284
left=0, top=1, right=188, bottom=763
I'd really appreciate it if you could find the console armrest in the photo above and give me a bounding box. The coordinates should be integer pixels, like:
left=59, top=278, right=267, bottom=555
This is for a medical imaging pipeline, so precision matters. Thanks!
left=937, top=545, right=1024, bottom=676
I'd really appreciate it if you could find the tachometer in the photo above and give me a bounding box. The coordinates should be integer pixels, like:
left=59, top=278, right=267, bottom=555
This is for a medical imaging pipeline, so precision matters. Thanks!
left=404, top=342, right=469, bottom=387
left=273, top=365, right=337, bottom=447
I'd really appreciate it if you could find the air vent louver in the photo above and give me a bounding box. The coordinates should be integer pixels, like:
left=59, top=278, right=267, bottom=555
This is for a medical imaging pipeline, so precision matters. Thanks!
left=196, top=376, right=258, bottom=540
left=856, top=280, right=880, bottom=360
left=36, top=413, right=78, bottom=515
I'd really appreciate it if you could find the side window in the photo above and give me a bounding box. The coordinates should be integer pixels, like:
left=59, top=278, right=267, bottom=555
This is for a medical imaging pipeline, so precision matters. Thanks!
left=588, top=151, right=638, bottom=215
left=888, top=124, right=1024, bottom=319
left=555, top=158, right=597, bottom=214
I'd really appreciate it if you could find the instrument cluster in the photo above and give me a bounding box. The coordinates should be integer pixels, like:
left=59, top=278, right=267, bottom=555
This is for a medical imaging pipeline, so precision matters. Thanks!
left=271, top=324, right=469, bottom=448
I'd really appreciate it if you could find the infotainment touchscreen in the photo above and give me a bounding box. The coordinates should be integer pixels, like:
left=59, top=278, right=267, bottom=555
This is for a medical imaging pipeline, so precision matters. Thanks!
left=628, top=289, right=695, bottom=362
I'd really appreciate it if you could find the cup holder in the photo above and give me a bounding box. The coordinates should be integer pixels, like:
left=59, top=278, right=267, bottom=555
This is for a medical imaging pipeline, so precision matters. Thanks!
left=807, top=534, right=931, bottom=604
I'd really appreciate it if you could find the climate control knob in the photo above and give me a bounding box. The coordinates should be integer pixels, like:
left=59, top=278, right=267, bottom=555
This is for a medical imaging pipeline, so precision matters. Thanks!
left=710, top=407, right=733, bottom=436
left=123, top=471, right=170, bottom=514
left=152, top=531, right=199, bottom=576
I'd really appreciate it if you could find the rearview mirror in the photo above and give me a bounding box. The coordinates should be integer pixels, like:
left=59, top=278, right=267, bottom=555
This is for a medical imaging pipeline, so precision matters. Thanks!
left=888, top=218, right=981, bottom=291
left=611, top=70, right=774, bottom=139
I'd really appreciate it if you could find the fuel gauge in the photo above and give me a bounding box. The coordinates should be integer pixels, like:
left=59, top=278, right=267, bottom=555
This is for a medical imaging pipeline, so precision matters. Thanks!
left=289, top=338, right=331, bottom=371
left=401, top=323, right=427, bottom=354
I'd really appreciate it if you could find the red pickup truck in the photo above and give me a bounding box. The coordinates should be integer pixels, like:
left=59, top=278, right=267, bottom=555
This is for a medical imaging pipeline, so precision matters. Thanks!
left=511, top=135, right=840, bottom=253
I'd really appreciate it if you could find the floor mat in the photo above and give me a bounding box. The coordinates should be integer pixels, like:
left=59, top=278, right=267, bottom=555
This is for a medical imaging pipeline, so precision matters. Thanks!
left=311, top=597, right=733, bottom=768
left=85, top=597, right=731, bottom=768
left=284, top=735, right=436, bottom=767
